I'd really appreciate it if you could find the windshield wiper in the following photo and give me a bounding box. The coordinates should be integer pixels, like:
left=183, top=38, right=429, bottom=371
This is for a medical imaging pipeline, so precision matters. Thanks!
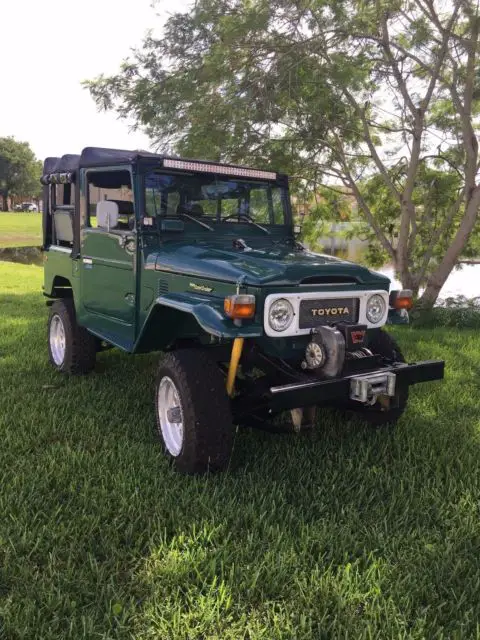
left=247, top=218, right=270, bottom=235
left=222, top=213, right=270, bottom=235
left=178, top=213, right=214, bottom=231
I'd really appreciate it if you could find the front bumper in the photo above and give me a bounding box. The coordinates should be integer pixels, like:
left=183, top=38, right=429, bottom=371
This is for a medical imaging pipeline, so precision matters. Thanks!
left=232, top=359, right=444, bottom=419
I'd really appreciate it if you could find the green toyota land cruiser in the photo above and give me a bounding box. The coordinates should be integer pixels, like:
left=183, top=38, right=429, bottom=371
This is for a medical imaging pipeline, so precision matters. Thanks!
left=41, top=148, right=444, bottom=473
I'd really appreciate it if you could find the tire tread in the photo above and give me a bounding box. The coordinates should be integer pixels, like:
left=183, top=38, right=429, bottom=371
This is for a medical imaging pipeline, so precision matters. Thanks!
left=155, top=349, right=234, bottom=473
left=48, top=299, right=96, bottom=374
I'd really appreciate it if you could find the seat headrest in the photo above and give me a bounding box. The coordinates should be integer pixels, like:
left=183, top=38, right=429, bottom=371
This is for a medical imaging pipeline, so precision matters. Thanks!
left=190, top=203, right=204, bottom=217
left=96, top=200, right=119, bottom=230
left=107, top=199, right=134, bottom=216
left=177, top=203, right=204, bottom=217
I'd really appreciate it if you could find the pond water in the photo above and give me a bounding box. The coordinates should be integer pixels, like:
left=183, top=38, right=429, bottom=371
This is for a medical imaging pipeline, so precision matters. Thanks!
left=377, top=263, right=480, bottom=300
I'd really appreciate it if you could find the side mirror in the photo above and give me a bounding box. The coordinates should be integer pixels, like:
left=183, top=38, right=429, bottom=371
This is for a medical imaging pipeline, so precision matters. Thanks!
left=96, top=201, right=119, bottom=231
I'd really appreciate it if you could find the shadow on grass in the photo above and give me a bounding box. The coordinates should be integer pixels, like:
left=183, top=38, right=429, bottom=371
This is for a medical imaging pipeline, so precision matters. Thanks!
left=1, top=292, right=480, bottom=638
left=0, top=246, right=43, bottom=265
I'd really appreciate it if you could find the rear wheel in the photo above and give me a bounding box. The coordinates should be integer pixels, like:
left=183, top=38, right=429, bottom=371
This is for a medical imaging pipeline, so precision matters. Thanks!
left=47, top=299, right=96, bottom=374
left=155, top=349, right=234, bottom=474
left=347, top=329, right=408, bottom=427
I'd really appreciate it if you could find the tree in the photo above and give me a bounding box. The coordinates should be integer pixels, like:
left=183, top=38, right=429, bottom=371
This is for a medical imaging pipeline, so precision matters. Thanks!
left=85, top=0, right=480, bottom=307
left=345, top=164, right=477, bottom=271
left=300, top=186, right=355, bottom=253
left=0, top=137, right=42, bottom=211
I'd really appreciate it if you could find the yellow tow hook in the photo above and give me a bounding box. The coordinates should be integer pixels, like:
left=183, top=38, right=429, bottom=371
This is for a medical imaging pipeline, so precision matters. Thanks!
left=226, top=337, right=244, bottom=397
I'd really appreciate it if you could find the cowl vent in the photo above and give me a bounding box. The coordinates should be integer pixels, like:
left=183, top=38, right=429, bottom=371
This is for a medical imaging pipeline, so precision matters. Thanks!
left=158, top=280, right=169, bottom=295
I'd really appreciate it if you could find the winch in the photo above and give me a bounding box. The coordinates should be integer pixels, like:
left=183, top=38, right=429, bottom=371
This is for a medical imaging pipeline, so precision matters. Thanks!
left=301, top=324, right=369, bottom=378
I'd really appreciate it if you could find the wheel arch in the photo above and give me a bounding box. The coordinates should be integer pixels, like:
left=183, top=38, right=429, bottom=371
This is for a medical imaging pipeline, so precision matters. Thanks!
left=51, top=275, right=74, bottom=298
left=135, top=304, right=207, bottom=352
left=134, top=294, right=263, bottom=353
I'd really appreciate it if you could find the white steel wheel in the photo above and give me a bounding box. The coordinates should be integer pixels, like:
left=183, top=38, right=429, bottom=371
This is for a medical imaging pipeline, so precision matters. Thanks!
left=49, top=313, right=66, bottom=366
left=157, top=376, right=184, bottom=457
left=155, top=350, right=234, bottom=474
left=47, top=299, right=96, bottom=374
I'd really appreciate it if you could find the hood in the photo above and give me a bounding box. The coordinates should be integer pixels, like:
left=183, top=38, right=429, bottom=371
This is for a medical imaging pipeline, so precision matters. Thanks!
left=153, top=242, right=390, bottom=288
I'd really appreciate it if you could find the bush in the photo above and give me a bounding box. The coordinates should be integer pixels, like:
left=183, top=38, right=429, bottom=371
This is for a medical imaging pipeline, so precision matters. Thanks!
left=412, top=295, right=480, bottom=328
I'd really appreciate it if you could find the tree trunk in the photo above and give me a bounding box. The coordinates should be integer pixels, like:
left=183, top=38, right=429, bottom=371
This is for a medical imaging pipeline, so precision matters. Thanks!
left=2, top=192, right=8, bottom=211
left=395, top=255, right=418, bottom=295
left=416, top=185, right=480, bottom=309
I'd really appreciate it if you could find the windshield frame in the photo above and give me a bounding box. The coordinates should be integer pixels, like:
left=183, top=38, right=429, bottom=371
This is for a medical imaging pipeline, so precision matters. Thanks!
left=141, top=169, right=293, bottom=229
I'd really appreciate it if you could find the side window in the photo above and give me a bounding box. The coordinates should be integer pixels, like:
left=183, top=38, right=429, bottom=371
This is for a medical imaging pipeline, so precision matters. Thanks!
left=54, top=183, right=74, bottom=206
left=50, top=182, right=75, bottom=248
left=86, top=170, right=134, bottom=230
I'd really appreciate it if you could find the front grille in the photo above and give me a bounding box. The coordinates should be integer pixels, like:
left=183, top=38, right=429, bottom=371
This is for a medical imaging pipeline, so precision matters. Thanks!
left=298, top=297, right=359, bottom=329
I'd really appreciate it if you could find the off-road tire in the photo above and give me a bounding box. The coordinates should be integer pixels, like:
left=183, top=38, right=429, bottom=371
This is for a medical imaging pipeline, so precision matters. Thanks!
left=348, top=328, right=408, bottom=427
left=47, top=299, right=96, bottom=374
left=155, top=349, right=234, bottom=474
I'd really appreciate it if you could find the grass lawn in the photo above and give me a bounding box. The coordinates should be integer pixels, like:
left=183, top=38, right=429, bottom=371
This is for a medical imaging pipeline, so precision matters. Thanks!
left=1, top=262, right=480, bottom=639
left=0, top=212, right=42, bottom=248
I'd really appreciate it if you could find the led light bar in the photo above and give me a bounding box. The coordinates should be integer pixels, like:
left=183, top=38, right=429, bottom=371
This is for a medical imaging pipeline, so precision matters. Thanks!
left=163, top=158, right=277, bottom=181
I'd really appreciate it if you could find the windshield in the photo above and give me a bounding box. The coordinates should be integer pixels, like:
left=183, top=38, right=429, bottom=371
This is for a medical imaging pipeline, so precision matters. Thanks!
left=144, top=172, right=289, bottom=225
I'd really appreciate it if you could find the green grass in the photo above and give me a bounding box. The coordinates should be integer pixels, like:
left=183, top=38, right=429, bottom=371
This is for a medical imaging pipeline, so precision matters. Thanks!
left=1, top=262, right=480, bottom=639
left=0, top=212, right=42, bottom=248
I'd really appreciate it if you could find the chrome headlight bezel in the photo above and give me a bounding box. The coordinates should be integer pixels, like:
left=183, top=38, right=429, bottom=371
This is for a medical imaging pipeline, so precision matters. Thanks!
left=366, top=293, right=387, bottom=324
left=268, top=298, right=295, bottom=332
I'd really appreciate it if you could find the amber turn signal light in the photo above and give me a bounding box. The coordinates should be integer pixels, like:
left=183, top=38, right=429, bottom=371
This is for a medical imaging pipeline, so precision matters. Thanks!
left=224, top=294, right=256, bottom=320
left=390, top=289, right=413, bottom=310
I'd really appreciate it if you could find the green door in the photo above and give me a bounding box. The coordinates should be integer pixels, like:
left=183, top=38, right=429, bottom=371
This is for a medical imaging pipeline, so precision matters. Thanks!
left=79, top=167, right=137, bottom=347
left=81, top=228, right=136, bottom=324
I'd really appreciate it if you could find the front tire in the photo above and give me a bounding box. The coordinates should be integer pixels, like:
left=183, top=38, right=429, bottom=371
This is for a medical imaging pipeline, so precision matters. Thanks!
left=47, top=299, right=96, bottom=374
left=155, top=349, right=234, bottom=474
left=348, top=328, right=408, bottom=427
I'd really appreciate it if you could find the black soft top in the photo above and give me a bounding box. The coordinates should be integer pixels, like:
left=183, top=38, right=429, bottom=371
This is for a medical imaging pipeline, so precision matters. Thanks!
left=41, top=147, right=282, bottom=185
left=41, top=148, right=160, bottom=184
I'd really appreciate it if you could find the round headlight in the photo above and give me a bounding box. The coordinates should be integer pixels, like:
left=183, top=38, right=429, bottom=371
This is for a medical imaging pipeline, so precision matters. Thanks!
left=366, top=294, right=386, bottom=324
left=268, top=298, right=294, bottom=332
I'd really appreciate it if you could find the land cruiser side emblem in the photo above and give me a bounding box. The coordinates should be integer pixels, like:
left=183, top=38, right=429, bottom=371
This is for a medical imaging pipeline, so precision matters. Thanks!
left=190, top=282, right=214, bottom=293
left=311, top=306, right=350, bottom=317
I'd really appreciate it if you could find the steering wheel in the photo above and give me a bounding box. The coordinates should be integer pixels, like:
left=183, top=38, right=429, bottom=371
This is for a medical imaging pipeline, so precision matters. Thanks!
left=222, top=213, right=253, bottom=222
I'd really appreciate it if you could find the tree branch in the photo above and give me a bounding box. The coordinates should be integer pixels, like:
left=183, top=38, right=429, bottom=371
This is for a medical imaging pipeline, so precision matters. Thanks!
left=417, top=188, right=465, bottom=285
left=330, top=131, right=395, bottom=258
left=342, top=88, right=401, bottom=203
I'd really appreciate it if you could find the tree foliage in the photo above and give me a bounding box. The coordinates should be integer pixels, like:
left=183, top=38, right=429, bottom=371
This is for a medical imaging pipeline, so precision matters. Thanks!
left=0, top=137, right=42, bottom=211
left=86, top=0, right=480, bottom=306
left=300, top=187, right=354, bottom=253
left=356, top=164, right=469, bottom=267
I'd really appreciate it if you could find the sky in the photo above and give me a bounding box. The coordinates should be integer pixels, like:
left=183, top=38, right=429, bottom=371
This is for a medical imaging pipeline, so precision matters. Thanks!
left=0, top=0, right=190, bottom=161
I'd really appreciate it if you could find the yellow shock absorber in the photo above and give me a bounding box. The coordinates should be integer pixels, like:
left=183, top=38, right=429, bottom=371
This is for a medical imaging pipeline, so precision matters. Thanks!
left=226, top=337, right=245, bottom=397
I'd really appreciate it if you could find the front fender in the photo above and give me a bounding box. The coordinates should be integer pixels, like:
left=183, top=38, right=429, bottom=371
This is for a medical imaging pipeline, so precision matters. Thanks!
left=156, top=293, right=263, bottom=338
left=387, top=307, right=409, bottom=325
left=134, top=292, right=263, bottom=353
